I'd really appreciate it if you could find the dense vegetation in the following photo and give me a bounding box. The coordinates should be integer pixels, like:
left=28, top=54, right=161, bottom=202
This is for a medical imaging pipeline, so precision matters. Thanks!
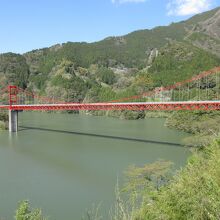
left=166, top=111, right=220, bottom=147
left=149, top=42, right=220, bottom=86
left=0, top=53, right=29, bottom=88
left=14, top=201, right=46, bottom=220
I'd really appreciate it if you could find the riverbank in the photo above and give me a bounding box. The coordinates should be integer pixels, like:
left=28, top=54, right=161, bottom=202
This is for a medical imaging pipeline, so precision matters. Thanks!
left=129, top=139, right=220, bottom=219
left=165, top=111, right=220, bottom=147
left=83, top=135, right=220, bottom=219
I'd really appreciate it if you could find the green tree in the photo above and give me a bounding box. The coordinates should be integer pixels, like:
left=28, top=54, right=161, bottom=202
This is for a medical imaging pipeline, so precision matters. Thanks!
left=97, top=67, right=116, bottom=85
left=133, top=71, right=153, bottom=93
left=15, top=201, right=47, bottom=220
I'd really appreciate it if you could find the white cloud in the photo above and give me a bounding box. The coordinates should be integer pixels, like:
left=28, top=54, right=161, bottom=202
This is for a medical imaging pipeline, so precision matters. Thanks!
left=167, top=0, right=213, bottom=16
left=112, top=0, right=146, bottom=4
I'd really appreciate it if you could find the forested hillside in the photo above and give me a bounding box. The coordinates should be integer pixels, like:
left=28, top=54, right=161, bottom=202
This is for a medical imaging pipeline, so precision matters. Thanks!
left=0, top=7, right=220, bottom=118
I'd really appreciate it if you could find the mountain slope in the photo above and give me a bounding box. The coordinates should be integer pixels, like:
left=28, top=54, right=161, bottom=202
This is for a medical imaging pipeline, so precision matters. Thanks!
left=22, top=7, right=220, bottom=75
left=24, top=22, right=187, bottom=75
left=185, top=7, right=220, bottom=57
left=0, top=7, right=220, bottom=105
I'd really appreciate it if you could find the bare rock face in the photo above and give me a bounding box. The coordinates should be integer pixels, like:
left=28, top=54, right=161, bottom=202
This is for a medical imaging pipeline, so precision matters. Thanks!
left=186, top=8, right=220, bottom=57
left=49, top=44, right=63, bottom=52
left=147, top=48, right=158, bottom=65
left=114, top=37, right=127, bottom=46
left=200, top=9, right=220, bottom=38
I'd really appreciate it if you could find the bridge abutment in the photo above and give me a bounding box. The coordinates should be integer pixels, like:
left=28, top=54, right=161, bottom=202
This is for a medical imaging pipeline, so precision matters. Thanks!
left=9, top=110, right=18, bottom=132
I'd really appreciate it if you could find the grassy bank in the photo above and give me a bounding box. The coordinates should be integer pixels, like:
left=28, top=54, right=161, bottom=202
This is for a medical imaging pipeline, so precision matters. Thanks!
left=165, top=111, right=220, bottom=147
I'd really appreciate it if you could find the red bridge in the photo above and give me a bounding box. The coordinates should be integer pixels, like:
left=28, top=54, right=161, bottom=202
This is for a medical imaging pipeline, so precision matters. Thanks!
left=1, top=101, right=220, bottom=111
left=1, top=66, right=220, bottom=132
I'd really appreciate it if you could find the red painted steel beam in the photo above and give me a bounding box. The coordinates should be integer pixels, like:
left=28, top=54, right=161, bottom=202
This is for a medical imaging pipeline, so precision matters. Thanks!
left=0, top=106, right=8, bottom=109
left=0, top=101, right=219, bottom=111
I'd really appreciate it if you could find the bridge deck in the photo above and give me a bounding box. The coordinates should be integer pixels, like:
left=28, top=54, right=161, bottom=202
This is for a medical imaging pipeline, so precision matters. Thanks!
left=1, top=101, right=220, bottom=111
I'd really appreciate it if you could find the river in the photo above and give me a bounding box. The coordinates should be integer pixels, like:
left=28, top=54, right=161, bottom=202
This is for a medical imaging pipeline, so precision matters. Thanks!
left=0, top=112, right=190, bottom=219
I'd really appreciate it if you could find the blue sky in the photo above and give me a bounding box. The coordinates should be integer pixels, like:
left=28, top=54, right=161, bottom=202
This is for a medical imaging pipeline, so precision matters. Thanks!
left=0, top=0, right=220, bottom=54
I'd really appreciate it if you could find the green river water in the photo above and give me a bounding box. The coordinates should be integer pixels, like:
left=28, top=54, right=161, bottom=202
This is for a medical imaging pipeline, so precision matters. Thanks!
left=0, top=112, right=191, bottom=219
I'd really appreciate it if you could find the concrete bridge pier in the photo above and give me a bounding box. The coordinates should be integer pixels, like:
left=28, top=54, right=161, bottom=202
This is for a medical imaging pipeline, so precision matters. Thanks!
left=9, top=110, right=18, bottom=132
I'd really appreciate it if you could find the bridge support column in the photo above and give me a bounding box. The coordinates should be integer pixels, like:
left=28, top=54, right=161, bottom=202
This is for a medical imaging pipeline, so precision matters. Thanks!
left=9, top=110, right=18, bottom=132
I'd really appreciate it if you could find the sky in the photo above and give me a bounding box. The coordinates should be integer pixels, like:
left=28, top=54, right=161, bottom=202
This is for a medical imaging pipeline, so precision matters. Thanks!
left=0, top=0, right=220, bottom=54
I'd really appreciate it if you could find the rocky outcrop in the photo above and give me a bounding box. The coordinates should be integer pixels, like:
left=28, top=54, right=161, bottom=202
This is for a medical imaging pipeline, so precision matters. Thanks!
left=200, top=9, right=220, bottom=39
left=186, top=8, right=220, bottom=58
